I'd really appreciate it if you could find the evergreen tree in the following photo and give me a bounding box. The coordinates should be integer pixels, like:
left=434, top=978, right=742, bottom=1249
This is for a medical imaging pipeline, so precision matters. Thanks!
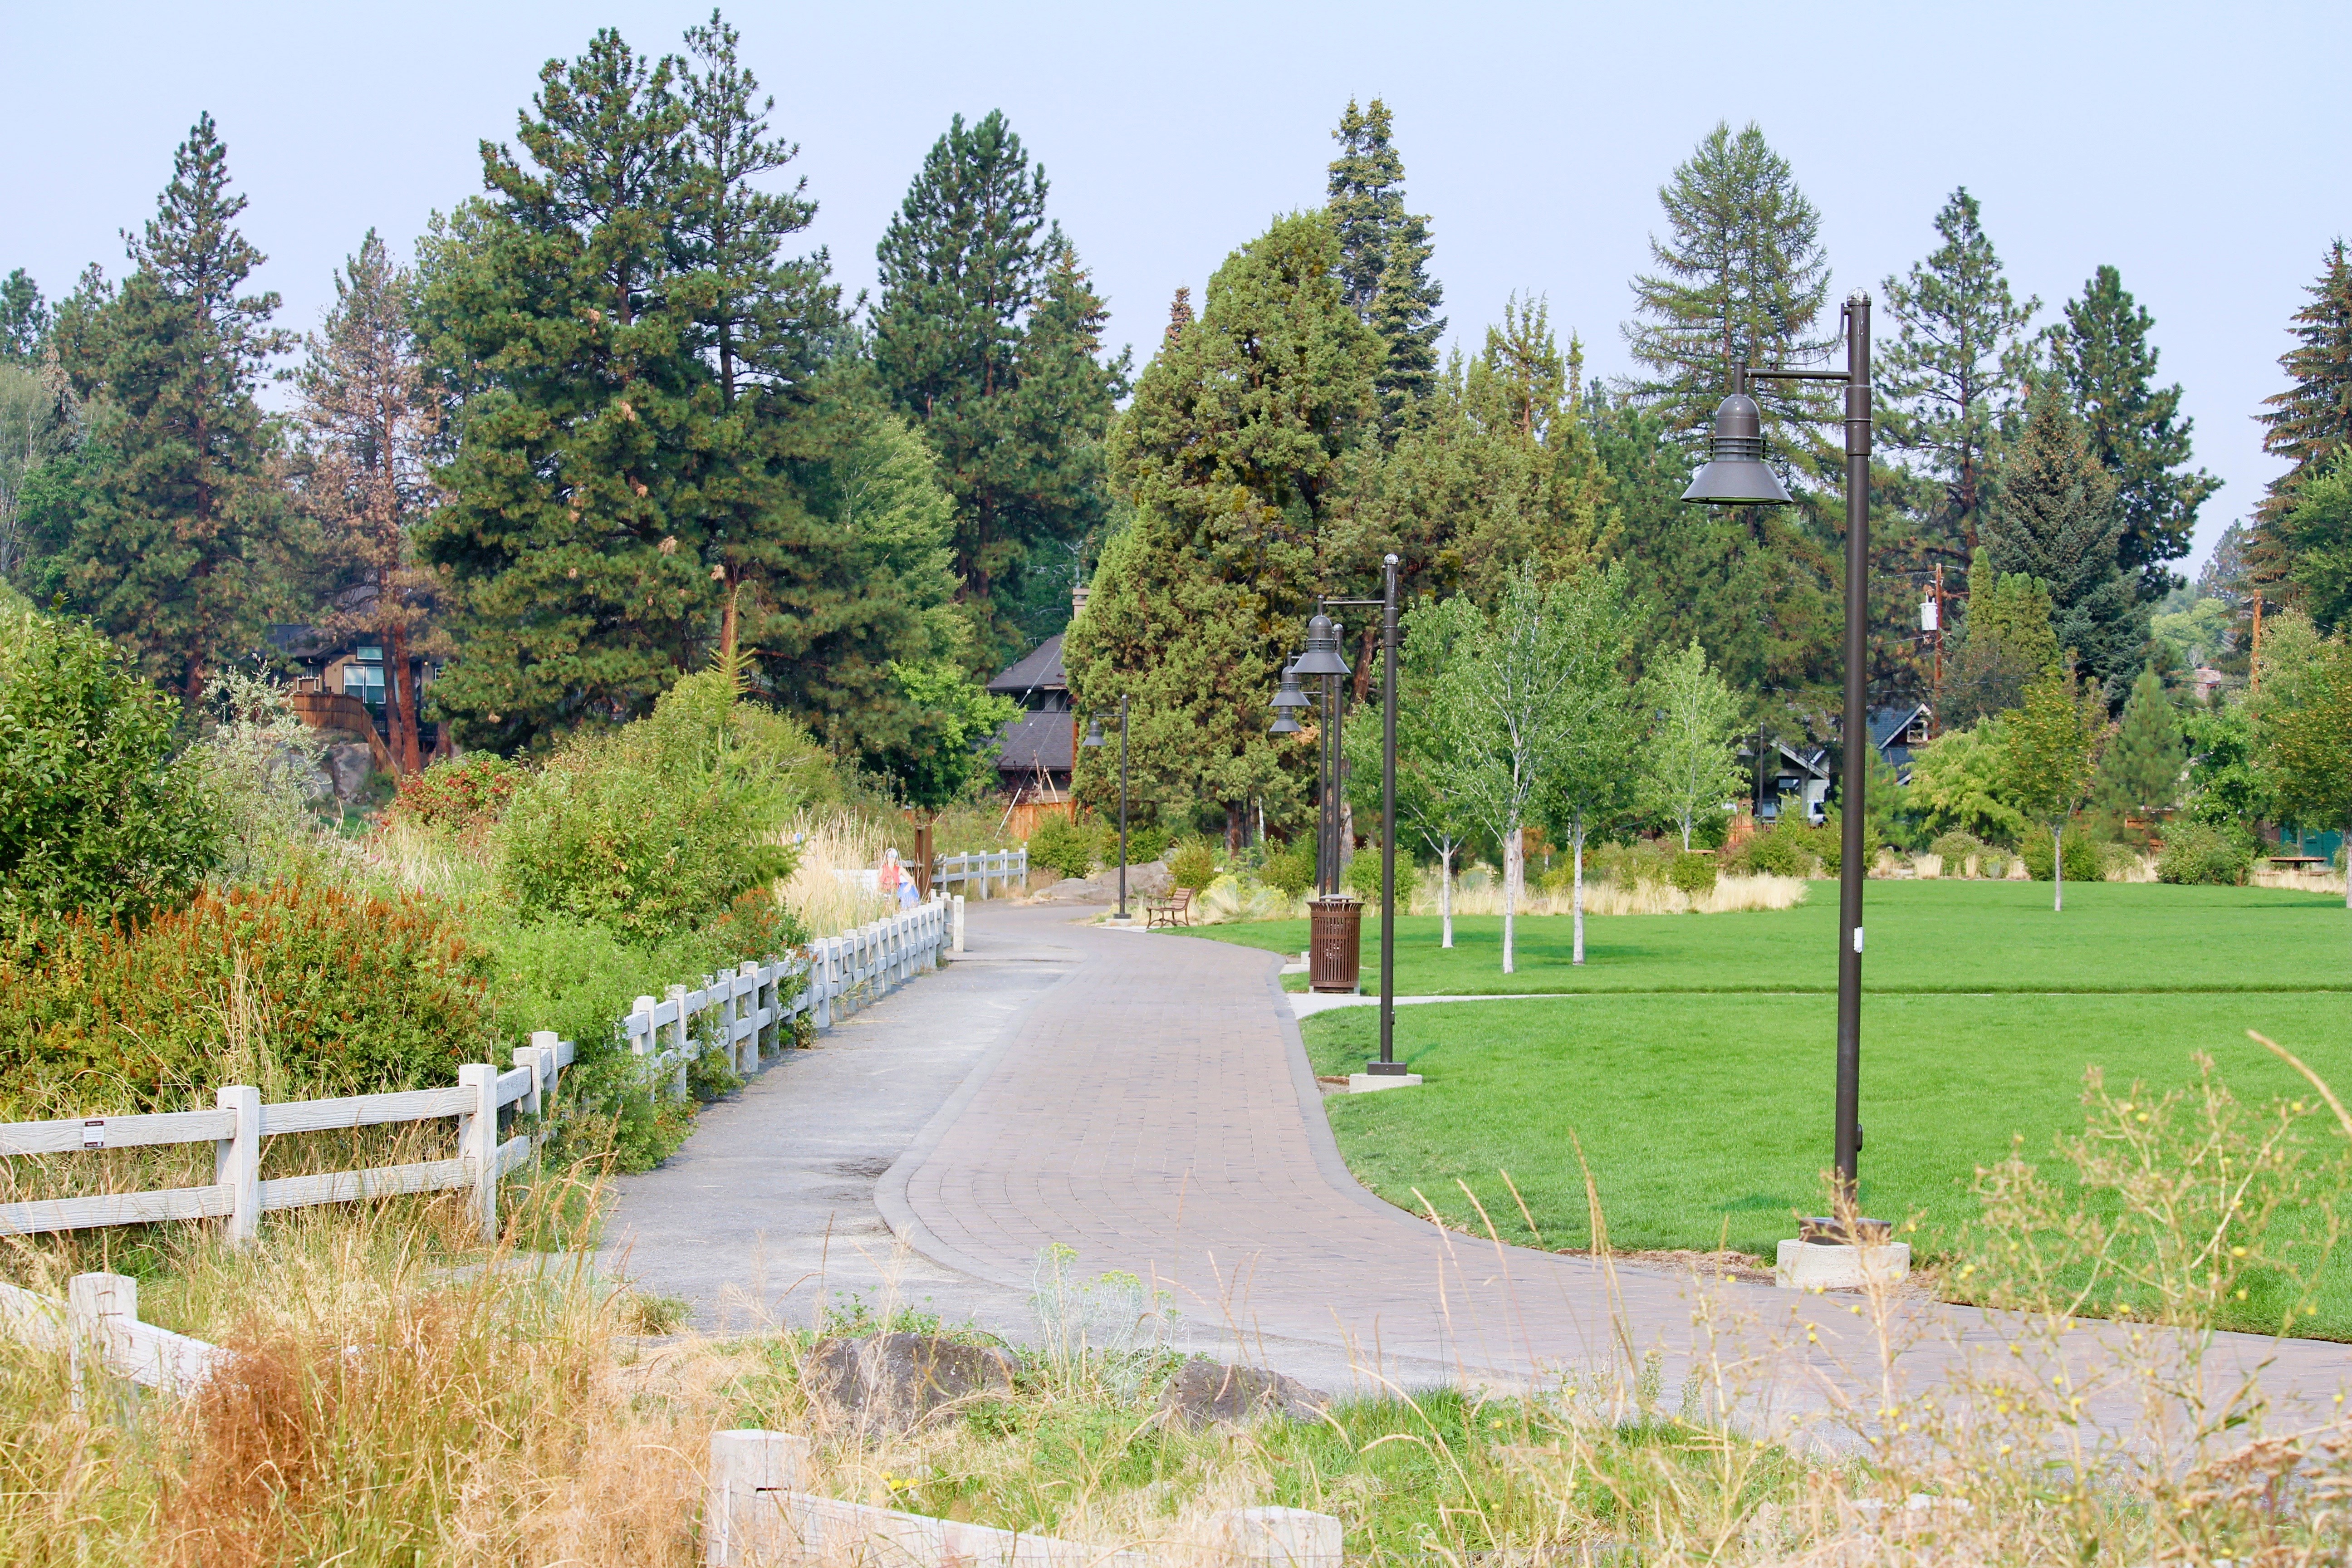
left=1944, top=548, right=2062, bottom=723
left=415, top=29, right=708, bottom=751
left=2048, top=266, right=2218, bottom=600
left=1878, top=188, right=2039, bottom=560
left=1624, top=121, right=1836, bottom=452
left=1327, top=98, right=1444, bottom=426
left=2091, top=664, right=2185, bottom=833
left=1981, top=382, right=2143, bottom=701
left=294, top=231, right=441, bottom=772
left=2258, top=240, right=2352, bottom=512
left=37, top=114, right=295, bottom=696
left=1067, top=212, right=1381, bottom=848
left=0, top=271, right=48, bottom=364
left=2266, top=453, right=2352, bottom=632
left=870, top=110, right=1127, bottom=658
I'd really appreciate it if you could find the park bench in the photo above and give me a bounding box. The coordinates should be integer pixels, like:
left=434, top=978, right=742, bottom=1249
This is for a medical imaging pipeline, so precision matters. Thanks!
left=2269, top=854, right=2328, bottom=870
left=1145, top=886, right=1195, bottom=929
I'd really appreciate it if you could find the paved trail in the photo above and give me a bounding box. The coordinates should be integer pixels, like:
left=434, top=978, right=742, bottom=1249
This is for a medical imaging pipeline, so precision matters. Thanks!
left=610, top=898, right=2352, bottom=1433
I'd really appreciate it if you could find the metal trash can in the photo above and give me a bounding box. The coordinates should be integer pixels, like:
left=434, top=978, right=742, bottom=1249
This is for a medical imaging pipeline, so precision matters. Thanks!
left=1308, top=896, right=1363, bottom=994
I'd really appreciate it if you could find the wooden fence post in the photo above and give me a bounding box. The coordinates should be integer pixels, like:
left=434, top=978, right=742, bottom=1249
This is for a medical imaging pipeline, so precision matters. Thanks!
left=705, top=1429, right=811, bottom=1568
left=952, top=893, right=965, bottom=954
left=529, top=1029, right=560, bottom=1109
left=458, top=1063, right=499, bottom=1242
left=215, top=1084, right=261, bottom=1247
left=666, top=985, right=691, bottom=1098
left=736, top=961, right=758, bottom=1074
left=67, top=1271, right=138, bottom=1411
left=632, top=995, right=657, bottom=1081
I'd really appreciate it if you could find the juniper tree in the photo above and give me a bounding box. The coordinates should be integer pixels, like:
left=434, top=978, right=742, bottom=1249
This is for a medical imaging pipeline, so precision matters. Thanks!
left=2048, top=266, right=2218, bottom=600
left=44, top=114, right=295, bottom=697
left=1328, top=98, right=1444, bottom=426
left=1944, top=548, right=2060, bottom=723
left=1878, top=188, right=2039, bottom=560
left=1068, top=212, right=1381, bottom=850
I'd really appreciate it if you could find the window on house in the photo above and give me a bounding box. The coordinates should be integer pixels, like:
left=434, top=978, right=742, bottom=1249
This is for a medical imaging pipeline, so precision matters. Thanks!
left=343, top=650, right=386, bottom=708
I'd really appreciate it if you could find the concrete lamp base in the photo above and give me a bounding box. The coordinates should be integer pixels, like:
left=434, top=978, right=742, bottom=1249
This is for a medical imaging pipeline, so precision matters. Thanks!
left=1774, top=1237, right=1911, bottom=1291
left=1348, top=1073, right=1422, bottom=1094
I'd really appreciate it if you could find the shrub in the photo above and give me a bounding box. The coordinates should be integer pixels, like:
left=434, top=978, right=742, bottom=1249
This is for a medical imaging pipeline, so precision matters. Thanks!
left=1669, top=850, right=1719, bottom=897
left=2157, top=821, right=2256, bottom=886
left=1125, top=823, right=1172, bottom=865
left=0, top=881, right=496, bottom=1113
left=2019, top=824, right=2102, bottom=882
left=1027, top=813, right=1096, bottom=879
left=0, top=608, right=218, bottom=923
left=702, top=887, right=810, bottom=968
left=1596, top=839, right=1673, bottom=890
left=497, top=672, right=804, bottom=942
left=1260, top=838, right=1314, bottom=899
left=1343, top=847, right=1385, bottom=901
left=1726, top=822, right=1809, bottom=878
left=1168, top=841, right=1220, bottom=893
left=1928, top=829, right=1985, bottom=870
left=390, top=753, right=524, bottom=832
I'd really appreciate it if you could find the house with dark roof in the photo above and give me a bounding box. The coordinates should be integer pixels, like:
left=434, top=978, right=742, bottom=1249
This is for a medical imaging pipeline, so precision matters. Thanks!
left=1753, top=704, right=1935, bottom=824
left=985, top=631, right=1074, bottom=801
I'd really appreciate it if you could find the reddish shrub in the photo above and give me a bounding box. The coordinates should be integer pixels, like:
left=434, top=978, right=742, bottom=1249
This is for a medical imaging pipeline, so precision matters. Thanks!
left=386, top=754, right=523, bottom=832
left=0, top=881, right=496, bottom=1113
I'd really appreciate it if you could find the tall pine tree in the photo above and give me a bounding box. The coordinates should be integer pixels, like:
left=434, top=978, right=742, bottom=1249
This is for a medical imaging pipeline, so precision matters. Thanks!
left=1878, top=187, right=2039, bottom=561
left=1624, top=121, right=1836, bottom=452
left=0, top=271, right=47, bottom=365
left=294, top=231, right=441, bottom=772
left=870, top=110, right=1127, bottom=660
left=1327, top=98, right=1444, bottom=427
left=2048, top=266, right=2218, bottom=601
left=416, top=29, right=710, bottom=752
left=1981, top=381, right=2143, bottom=701
left=39, top=114, right=295, bottom=697
left=2259, top=240, right=2352, bottom=509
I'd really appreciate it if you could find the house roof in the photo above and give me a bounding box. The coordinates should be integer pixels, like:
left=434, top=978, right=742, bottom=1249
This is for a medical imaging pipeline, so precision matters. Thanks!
left=985, top=634, right=1065, bottom=697
left=1869, top=703, right=1933, bottom=752
left=993, top=710, right=1075, bottom=776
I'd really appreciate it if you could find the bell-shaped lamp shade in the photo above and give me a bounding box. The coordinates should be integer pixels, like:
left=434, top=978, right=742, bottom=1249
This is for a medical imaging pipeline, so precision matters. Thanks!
left=1269, top=711, right=1303, bottom=735
left=1269, top=666, right=1312, bottom=712
left=1293, top=612, right=1353, bottom=677
left=1681, top=392, right=1792, bottom=506
left=1081, top=716, right=1106, bottom=748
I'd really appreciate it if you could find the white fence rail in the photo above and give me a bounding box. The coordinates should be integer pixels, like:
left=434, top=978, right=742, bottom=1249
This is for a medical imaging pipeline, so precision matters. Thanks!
left=931, top=848, right=1026, bottom=898
left=0, top=895, right=965, bottom=1259
left=0, top=1272, right=228, bottom=1397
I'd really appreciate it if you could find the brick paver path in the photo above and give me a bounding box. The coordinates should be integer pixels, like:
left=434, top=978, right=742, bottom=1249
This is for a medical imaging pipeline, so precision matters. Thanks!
left=885, top=903, right=2350, bottom=1432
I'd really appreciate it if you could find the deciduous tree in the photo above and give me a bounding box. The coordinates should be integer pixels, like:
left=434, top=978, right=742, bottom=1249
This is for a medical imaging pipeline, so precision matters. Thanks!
left=2264, top=638, right=2352, bottom=909
left=2002, top=665, right=2106, bottom=911
left=1646, top=637, right=1743, bottom=850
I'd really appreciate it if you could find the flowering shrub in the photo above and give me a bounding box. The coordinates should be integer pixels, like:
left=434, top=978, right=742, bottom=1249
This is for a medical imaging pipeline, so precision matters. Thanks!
left=389, top=753, right=524, bottom=832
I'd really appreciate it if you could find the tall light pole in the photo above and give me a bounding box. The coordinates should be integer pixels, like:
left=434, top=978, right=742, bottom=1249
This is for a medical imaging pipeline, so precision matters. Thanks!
left=1079, top=694, right=1131, bottom=921
left=1682, top=289, right=1877, bottom=1229
left=1272, top=557, right=1404, bottom=1071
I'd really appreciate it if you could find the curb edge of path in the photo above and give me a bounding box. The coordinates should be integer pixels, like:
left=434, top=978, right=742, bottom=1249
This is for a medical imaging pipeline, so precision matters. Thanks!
left=873, top=940, right=1083, bottom=1296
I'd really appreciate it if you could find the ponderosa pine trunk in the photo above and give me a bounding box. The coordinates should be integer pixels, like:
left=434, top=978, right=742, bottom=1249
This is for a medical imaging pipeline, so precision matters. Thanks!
left=388, top=622, right=421, bottom=774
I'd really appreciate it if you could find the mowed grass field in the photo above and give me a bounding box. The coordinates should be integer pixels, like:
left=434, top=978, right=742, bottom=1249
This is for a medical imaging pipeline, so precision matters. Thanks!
left=1185, top=881, right=2352, bottom=1338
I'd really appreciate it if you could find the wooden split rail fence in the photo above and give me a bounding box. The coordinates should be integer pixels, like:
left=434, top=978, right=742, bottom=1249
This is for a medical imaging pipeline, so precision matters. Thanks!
left=0, top=895, right=967, bottom=1269
left=931, top=847, right=1027, bottom=898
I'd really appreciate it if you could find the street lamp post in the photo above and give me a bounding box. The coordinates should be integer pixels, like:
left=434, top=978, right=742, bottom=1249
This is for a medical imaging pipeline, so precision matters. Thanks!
left=1682, top=290, right=1881, bottom=1239
left=1273, top=555, right=1404, bottom=1074
left=1079, top=694, right=1132, bottom=921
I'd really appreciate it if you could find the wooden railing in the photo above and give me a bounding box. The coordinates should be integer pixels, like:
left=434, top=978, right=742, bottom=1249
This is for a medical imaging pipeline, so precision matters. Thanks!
left=0, top=898, right=962, bottom=1253
left=931, top=848, right=1027, bottom=898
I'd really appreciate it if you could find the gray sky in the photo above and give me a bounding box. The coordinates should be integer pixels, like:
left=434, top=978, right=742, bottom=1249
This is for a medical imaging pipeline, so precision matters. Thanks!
left=4, top=0, right=2345, bottom=575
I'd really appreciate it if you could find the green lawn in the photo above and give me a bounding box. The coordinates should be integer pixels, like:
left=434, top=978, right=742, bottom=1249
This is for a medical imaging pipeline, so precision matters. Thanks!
left=1187, top=879, right=2352, bottom=995
left=1189, top=882, right=2352, bottom=1338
